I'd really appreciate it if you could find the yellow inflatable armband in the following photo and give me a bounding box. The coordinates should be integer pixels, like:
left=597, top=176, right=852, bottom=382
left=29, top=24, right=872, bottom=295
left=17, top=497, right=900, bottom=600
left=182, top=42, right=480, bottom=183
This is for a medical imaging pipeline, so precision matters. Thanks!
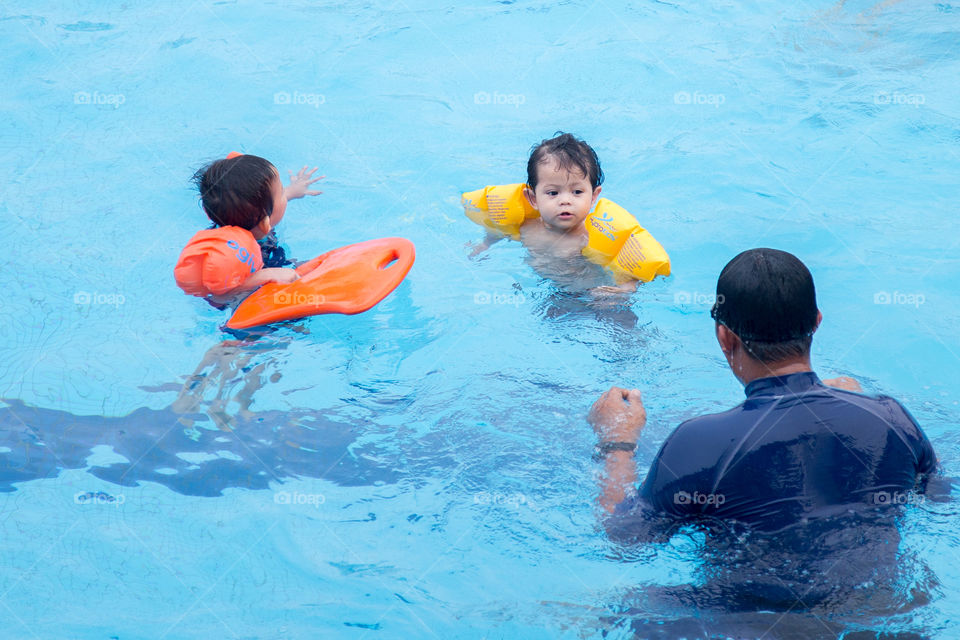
left=583, top=199, right=671, bottom=283
left=462, top=184, right=671, bottom=283
left=461, top=183, right=538, bottom=238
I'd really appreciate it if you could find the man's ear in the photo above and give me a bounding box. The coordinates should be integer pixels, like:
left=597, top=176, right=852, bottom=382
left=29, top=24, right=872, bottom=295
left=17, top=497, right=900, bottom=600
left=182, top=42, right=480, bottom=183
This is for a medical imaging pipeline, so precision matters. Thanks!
left=813, top=310, right=823, bottom=334
left=523, top=186, right=538, bottom=210
left=716, top=323, right=740, bottom=355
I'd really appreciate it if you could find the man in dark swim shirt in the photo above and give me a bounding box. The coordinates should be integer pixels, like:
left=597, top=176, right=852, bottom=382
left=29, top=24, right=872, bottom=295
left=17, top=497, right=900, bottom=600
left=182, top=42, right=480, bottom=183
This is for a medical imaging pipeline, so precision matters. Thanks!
left=588, top=248, right=937, bottom=541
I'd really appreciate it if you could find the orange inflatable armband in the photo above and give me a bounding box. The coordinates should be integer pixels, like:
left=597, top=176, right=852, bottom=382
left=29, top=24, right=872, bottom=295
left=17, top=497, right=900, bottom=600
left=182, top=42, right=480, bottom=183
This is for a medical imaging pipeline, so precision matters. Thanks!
left=226, top=237, right=415, bottom=329
left=174, top=226, right=263, bottom=297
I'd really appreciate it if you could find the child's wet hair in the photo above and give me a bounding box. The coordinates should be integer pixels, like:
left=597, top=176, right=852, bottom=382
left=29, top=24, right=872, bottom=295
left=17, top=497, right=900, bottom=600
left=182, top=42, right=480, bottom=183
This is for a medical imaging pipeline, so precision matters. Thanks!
left=192, top=154, right=277, bottom=230
left=526, top=132, right=604, bottom=190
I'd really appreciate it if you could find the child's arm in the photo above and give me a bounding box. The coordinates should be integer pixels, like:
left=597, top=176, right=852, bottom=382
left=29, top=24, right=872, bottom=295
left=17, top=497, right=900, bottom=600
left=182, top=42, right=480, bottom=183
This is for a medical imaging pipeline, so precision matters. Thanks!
left=285, top=166, right=324, bottom=200
left=592, top=280, right=639, bottom=295
left=468, top=231, right=507, bottom=258
left=205, top=268, right=299, bottom=307
left=235, top=267, right=299, bottom=291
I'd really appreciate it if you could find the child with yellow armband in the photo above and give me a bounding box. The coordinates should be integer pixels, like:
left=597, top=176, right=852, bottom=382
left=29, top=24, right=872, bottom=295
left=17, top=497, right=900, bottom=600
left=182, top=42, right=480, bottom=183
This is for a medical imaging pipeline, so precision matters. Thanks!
left=464, top=133, right=670, bottom=293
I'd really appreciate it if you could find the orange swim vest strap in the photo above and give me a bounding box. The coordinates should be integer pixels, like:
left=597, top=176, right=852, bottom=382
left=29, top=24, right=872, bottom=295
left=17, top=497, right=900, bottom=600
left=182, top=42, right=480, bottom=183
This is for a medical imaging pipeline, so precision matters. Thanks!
left=226, top=151, right=243, bottom=159
left=174, top=226, right=263, bottom=297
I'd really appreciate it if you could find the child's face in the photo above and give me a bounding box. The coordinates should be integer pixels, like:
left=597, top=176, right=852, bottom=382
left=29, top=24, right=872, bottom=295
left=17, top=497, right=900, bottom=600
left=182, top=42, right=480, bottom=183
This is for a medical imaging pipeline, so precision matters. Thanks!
left=268, top=171, right=288, bottom=227
left=526, top=158, right=601, bottom=233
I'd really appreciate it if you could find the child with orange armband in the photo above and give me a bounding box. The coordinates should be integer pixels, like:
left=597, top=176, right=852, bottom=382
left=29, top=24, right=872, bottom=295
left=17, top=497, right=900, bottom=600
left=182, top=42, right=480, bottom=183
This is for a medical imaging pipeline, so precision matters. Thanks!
left=175, top=152, right=323, bottom=308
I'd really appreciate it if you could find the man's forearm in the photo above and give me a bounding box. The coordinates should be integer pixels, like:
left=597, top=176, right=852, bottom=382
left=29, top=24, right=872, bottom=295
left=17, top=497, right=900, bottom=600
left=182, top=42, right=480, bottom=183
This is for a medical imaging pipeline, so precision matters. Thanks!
left=598, top=450, right=638, bottom=514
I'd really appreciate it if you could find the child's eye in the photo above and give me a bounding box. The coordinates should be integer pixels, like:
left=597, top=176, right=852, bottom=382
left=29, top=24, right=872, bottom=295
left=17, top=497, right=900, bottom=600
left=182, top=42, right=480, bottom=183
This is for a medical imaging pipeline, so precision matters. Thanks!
left=574, top=190, right=584, bottom=195
left=546, top=191, right=558, bottom=196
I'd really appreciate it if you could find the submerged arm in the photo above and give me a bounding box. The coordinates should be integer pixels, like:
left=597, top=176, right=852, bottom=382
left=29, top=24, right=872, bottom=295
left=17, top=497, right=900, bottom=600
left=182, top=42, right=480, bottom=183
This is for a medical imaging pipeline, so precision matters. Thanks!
left=468, top=231, right=507, bottom=258
left=598, top=450, right=639, bottom=514
left=591, top=279, right=639, bottom=297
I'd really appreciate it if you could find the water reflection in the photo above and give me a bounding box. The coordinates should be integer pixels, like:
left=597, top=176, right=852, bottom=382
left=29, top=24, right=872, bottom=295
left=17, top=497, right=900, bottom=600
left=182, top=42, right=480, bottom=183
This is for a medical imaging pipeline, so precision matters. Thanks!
left=533, top=287, right=639, bottom=330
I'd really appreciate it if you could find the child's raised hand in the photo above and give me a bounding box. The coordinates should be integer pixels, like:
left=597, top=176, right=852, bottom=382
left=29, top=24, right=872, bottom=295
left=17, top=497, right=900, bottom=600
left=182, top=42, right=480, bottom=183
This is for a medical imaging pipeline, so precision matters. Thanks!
left=285, top=166, right=324, bottom=200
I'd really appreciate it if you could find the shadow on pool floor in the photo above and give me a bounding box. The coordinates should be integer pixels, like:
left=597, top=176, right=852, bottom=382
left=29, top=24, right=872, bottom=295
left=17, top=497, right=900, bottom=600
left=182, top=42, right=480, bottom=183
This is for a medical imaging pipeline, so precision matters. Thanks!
left=0, top=397, right=400, bottom=497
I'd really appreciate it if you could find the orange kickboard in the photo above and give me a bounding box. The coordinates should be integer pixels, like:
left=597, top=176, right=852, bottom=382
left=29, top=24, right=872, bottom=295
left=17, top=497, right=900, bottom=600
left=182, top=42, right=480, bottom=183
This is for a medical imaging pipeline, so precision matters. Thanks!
left=226, top=237, right=415, bottom=330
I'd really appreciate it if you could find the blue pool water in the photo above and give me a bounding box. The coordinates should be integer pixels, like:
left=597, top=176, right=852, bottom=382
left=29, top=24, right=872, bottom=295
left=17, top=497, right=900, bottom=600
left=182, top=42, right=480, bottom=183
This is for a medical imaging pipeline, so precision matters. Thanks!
left=2, top=0, right=959, bottom=637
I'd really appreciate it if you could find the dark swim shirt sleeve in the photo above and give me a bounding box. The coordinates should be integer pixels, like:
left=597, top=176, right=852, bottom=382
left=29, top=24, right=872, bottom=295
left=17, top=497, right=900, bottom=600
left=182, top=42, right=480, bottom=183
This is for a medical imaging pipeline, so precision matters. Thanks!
left=606, top=418, right=727, bottom=542
left=884, top=396, right=937, bottom=476
left=636, top=417, right=730, bottom=516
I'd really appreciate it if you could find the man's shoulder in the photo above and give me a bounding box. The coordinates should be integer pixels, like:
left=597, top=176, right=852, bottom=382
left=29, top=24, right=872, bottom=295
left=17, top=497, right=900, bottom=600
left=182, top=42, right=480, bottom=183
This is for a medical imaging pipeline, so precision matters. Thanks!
left=654, top=403, right=749, bottom=461
left=816, top=385, right=916, bottom=428
left=670, top=403, right=749, bottom=438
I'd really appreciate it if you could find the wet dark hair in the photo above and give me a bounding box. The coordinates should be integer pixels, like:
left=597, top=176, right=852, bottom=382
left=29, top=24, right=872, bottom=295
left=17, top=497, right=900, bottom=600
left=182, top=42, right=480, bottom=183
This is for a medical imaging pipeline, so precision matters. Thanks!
left=710, top=248, right=819, bottom=365
left=192, top=154, right=277, bottom=230
left=526, top=132, right=603, bottom=190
